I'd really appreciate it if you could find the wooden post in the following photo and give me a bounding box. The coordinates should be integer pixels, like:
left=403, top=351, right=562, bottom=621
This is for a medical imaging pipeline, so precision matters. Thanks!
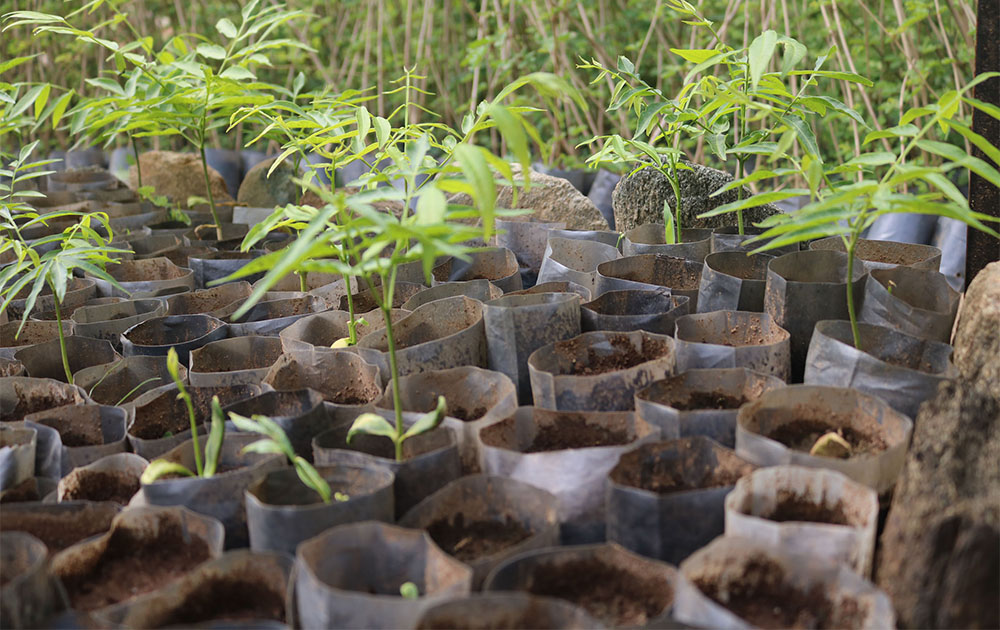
left=966, top=0, right=1000, bottom=288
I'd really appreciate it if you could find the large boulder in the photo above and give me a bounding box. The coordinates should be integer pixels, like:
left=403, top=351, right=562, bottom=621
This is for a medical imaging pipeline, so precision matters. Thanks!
left=238, top=156, right=303, bottom=208
left=129, top=151, right=232, bottom=208
left=876, top=262, right=1000, bottom=629
left=450, top=166, right=608, bottom=230
left=611, top=162, right=782, bottom=233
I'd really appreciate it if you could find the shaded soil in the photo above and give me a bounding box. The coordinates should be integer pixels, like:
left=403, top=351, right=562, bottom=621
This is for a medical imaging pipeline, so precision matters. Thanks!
left=57, top=519, right=212, bottom=611
left=426, top=513, right=531, bottom=562
left=0, top=477, right=44, bottom=503
left=127, top=318, right=221, bottom=346
left=671, top=391, right=748, bottom=411
left=1, top=509, right=117, bottom=551
left=329, top=387, right=379, bottom=406
left=526, top=557, right=672, bottom=627
left=108, top=259, right=187, bottom=282
left=417, top=603, right=571, bottom=630
left=766, top=420, right=887, bottom=456
left=3, top=380, right=85, bottom=422
left=449, top=406, right=488, bottom=422
left=614, top=450, right=751, bottom=494
left=693, top=557, right=851, bottom=629
left=764, top=490, right=850, bottom=525
left=150, top=573, right=286, bottom=626
left=33, top=416, right=103, bottom=447
left=60, top=470, right=140, bottom=505
left=131, top=386, right=257, bottom=440
left=563, top=334, right=670, bottom=376
left=524, top=416, right=630, bottom=453
left=194, top=346, right=281, bottom=372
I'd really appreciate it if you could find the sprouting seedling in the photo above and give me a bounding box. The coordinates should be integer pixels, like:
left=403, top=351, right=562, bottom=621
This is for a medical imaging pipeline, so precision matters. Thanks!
left=399, top=582, right=419, bottom=599
left=662, top=200, right=677, bottom=245
left=331, top=316, right=369, bottom=348
left=139, top=353, right=225, bottom=483
left=228, top=411, right=347, bottom=504
left=887, top=280, right=897, bottom=295
left=348, top=395, right=447, bottom=462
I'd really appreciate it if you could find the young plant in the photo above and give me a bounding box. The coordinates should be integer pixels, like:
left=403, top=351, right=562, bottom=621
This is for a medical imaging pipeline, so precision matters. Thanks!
left=227, top=411, right=347, bottom=504
left=139, top=349, right=225, bottom=483
left=738, top=73, right=1000, bottom=348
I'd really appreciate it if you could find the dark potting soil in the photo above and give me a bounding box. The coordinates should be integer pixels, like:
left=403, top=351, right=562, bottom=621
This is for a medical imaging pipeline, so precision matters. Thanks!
left=60, top=470, right=140, bottom=505
left=0, top=477, right=43, bottom=503
left=150, top=573, right=286, bottom=626
left=127, top=319, right=219, bottom=346
left=416, top=601, right=572, bottom=630
left=0, top=509, right=116, bottom=551
left=764, top=490, right=851, bottom=525
left=766, top=420, right=887, bottom=456
left=524, top=416, right=630, bottom=453
left=330, top=387, right=379, bottom=406
left=4, top=380, right=84, bottom=422
left=449, top=406, right=488, bottom=422
left=132, top=387, right=253, bottom=439
left=35, top=417, right=103, bottom=447
left=194, top=347, right=281, bottom=372
left=110, top=259, right=187, bottom=282
left=57, top=519, right=212, bottom=611
left=693, top=557, right=855, bottom=629
left=526, top=557, right=672, bottom=627
left=564, top=334, right=670, bottom=376
left=671, top=390, right=748, bottom=411
left=616, top=451, right=751, bottom=494
left=426, top=513, right=531, bottom=562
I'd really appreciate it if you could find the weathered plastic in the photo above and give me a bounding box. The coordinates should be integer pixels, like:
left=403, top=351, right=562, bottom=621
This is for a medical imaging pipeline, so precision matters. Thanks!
left=71, top=299, right=167, bottom=351
left=537, top=237, right=619, bottom=293
left=483, top=292, right=582, bottom=405
left=47, top=167, right=116, bottom=192
left=279, top=308, right=407, bottom=349
left=804, top=320, right=953, bottom=419
left=402, top=280, right=503, bottom=311
left=494, top=218, right=566, bottom=270
left=711, top=225, right=802, bottom=254
left=859, top=266, right=960, bottom=343
left=635, top=368, right=786, bottom=447
left=356, top=296, right=487, bottom=384
left=735, top=385, right=913, bottom=495
left=89, top=257, right=195, bottom=298
left=0, top=532, right=67, bottom=629
left=673, top=536, right=895, bottom=629
left=433, top=248, right=523, bottom=293
left=263, top=349, right=382, bottom=424
left=582, top=290, right=689, bottom=335
left=0, top=377, right=90, bottom=423
left=764, top=250, right=866, bottom=382
left=595, top=255, right=702, bottom=310
left=478, top=407, right=658, bottom=542
left=224, top=389, right=329, bottom=461
left=188, top=250, right=266, bottom=289
left=378, top=367, right=518, bottom=472
left=697, top=252, right=774, bottom=313
left=1, top=320, right=74, bottom=357
left=528, top=330, right=676, bottom=411
left=623, top=225, right=713, bottom=262
left=0, top=500, right=121, bottom=551
left=415, top=593, right=604, bottom=630
left=189, top=336, right=290, bottom=388
left=165, top=282, right=252, bottom=316
left=24, top=404, right=129, bottom=475
left=246, top=464, right=394, bottom=555
left=120, top=314, right=228, bottom=366
left=133, top=434, right=284, bottom=548
left=56, top=453, right=147, bottom=505
left=724, top=465, right=879, bottom=576
left=547, top=228, right=621, bottom=249
left=506, top=281, right=592, bottom=302
left=49, top=506, right=225, bottom=612
left=95, top=550, right=294, bottom=629
left=222, top=295, right=326, bottom=337
left=399, top=474, right=559, bottom=589
left=14, top=336, right=119, bottom=382
left=295, top=521, right=473, bottom=629
left=128, top=383, right=263, bottom=460
left=73, top=355, right=184, bottom=406
left=0, top=357, right=25, bottom=377
left=483, top=543, right=679, bottom=628
left=0, top=425, right=36, bottom=490
left=809, top=236, right=942, bottom=272
left=674, top=311, right=792, bottom=382
left=606, top=437, right=756, bottom=564
left=313, top=420, right=461, bottom=518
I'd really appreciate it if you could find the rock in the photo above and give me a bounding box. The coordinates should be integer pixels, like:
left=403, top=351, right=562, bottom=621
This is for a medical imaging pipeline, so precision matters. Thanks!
left=238, top=156, right=304, bottom=208
left=953, top=262, right=1000, bottom=398
left=450, top=166, right=608, bottom=231
left=876, top=264, right=1000, bottom=629
left=611, top=162, right=782, bottom=233
left=129, top=151, right=233, bottom=209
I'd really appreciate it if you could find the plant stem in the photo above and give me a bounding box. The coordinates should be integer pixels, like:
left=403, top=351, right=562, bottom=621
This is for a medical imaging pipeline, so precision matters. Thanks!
left=344, top=276, right=359, bottom=344
left=180, top=387, right=202, bottom=476
left=198, top=143, right=223, bottom=241
left=51, top=291, right=73, bottom=384
left=382, top=301, right=404, bottom=461
left=130, top=134, right=142, bottom=190
left=297, top=270, right=308, bottom=292
left=844, top=234, right=861, bottom=349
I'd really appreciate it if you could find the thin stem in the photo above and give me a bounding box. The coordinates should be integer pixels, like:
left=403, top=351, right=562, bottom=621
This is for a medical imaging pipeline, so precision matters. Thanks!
left=297, top=270, right=308, bottom=293
left=50, top=290, right=72, bottom=384
left=845, top=234, right=861, bottom=349
left=381, top=275, right=404, bottom=461
left=198, top=143, right=223, bottom=241
left=130, top=134, right=142, bottom=190
left=344, top=274, right=359, bottom=344
left=179, top=384, right=203, bottom=476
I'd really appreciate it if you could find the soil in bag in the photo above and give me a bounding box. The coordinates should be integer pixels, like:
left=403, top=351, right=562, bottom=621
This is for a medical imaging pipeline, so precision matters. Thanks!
left=766, top=420, right=887, bottom=456
left=764, top=490, right=851, bottom=525
left=59, top=470, right=140, bottom=505
left=426, top=513, right=532, bottom=563
left=524, top=415, right=632, bottom=453
left=561, top=335, right=671, bottom=376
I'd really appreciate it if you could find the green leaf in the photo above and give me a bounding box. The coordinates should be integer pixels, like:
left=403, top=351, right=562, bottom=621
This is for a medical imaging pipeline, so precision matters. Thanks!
left=399, top=582, right=419, bottom=600
left=777, top=36, right=807, bottom=76
left=863, top=125, right=918, bottom=145
left=415, top=185, right=446, bottom=225
left=948, top=120, right=1000, bottom=167
left=166, top=347, right=183, bottom=385
left=373, top=116, right=391, bottom=149
left=347, top=412, right=397, bottom=443
left=670, top=48, right=719, bottom=63
left=488, top=104, right=530, bottom=171
left=963, top=97, right=1000, bottom=122
left=50, top=90, right=74, bottom=127
left=699, top=189, right=811, bottom=219
left=203, top=396, right=226, bottom=477
left=196, top=43, right=227, bottom=60
left=780, top=115, right=821, bottom=158
left=33, top=84, right=50, bottom=120
left=917, top=140, right=1000, bottom=189
left=294, top=456, right=332, bottom=503
left=220, top=66, right=255, bottom=81
left=844, top=152, right=896, bottom=167
left=140, top=460, right=195, bottom=484
left=454, top=143, right=496, bottom=237
left=748, top=30, right=778, bottom=91
left=216, top=18, right=238, bottom=38
left=402, top=396, right=447, bottom=441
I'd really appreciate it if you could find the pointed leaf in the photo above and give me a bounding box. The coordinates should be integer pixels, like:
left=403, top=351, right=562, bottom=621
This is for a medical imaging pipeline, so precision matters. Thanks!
left=140, top=460, right=195, bottom=484
left=402, top=395, right=446, bottom=440
left=748, top=30, right=778, bottom=91
left=347, top=412, right=397, bottom=443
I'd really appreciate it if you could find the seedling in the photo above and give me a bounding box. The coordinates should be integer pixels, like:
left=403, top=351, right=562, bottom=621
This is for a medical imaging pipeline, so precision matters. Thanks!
left=399, top=582, right=419, bottom=599
left=228, top=411, right=348, bottom=504
left=140, top=349, right=225, bottom=483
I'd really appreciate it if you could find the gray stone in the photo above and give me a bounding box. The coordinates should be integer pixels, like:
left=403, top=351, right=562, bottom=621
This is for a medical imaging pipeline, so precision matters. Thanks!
left=237, top=156, right=306, bottom=208
left=612, top=162, right=782, bottom=233
left=954, top=261, right=1000, bottom=398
